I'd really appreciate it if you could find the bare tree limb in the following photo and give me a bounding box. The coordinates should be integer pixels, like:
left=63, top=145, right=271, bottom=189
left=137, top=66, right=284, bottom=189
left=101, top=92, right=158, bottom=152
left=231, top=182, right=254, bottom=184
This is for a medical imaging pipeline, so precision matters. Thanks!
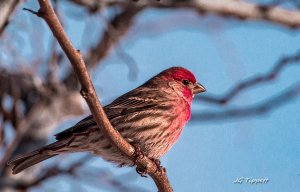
left=191, top=83, right=300, bottom=121
left=196, top=50, right=300, bottom=105
left=85, top=6, right=142, bottom=69
left=1, top=155, right=144, bottom=191
left=32, top=1, right=173, bottom=191
left=0, top=155, right=90, bottom=189
left=0, top=69, right=85, bottom=183
left=187, top=0, right=300, bottom=28
left=64, top=5, right=142, bottom=88
left=0, top=0, right=21, bottom=35
left=0, top=101, right=43, bottom=173
left=68, top=0, right=102, bottom=12
left=63, top=0, right=300, bottom=88
left=69, top=0, right=300, bottom=28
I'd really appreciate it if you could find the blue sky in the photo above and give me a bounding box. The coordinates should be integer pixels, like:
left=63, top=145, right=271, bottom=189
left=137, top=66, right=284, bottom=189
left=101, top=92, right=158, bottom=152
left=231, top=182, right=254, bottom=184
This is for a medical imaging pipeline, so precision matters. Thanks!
left=7, top=1, right=300, bottom=192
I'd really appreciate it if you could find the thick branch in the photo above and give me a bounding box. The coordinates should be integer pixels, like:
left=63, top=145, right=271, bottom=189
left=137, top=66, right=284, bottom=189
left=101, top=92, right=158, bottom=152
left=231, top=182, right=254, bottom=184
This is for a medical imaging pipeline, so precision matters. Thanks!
left=69, top=0, right=300, bottom=28
left=185, top=0, right=300, bottom=28
left=35, top=0, right=172, bottom=191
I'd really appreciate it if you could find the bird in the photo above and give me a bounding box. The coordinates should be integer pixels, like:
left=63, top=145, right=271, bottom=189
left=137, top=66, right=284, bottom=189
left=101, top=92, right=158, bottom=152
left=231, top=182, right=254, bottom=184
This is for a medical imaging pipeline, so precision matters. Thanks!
left=7, top=66, right=206, bottom=174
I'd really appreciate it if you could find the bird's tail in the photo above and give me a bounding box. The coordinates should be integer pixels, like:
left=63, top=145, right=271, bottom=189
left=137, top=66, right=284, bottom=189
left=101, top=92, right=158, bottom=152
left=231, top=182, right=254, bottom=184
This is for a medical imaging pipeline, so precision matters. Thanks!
left=7, top=140, right=68, bottom=174
left=7, top=151, right=57, bottom=174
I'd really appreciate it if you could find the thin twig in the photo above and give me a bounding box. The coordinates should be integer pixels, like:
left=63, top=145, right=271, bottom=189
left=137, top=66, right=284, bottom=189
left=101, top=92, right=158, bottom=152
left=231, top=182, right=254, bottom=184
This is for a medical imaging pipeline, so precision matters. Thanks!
left=192, top=83, right=300, bottom=121
left=196, top=51, right=300, bottom=105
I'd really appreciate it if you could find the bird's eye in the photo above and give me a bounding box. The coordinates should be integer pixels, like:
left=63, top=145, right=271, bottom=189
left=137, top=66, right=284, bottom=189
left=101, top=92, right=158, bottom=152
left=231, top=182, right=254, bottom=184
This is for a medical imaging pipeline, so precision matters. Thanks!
left=182, top=79, right=190, bottom=86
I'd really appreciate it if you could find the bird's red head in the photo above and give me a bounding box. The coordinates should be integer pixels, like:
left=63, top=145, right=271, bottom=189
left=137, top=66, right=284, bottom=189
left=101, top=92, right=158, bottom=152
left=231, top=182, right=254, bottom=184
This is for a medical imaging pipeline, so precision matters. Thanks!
left=162, top=67, right=197, bottom=84
left=156, top=67, right=206, bottom=103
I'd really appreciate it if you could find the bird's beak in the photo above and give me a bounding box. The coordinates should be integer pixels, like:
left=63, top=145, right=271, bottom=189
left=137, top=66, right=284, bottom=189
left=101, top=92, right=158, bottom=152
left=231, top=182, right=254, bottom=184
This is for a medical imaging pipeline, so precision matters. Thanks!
left=192, top=82, right=206, bottom=95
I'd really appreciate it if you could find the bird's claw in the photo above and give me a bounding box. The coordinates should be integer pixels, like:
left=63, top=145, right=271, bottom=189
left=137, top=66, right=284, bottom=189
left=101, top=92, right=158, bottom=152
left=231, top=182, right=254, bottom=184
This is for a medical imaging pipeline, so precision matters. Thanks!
left=136, top=166, right=148, bottom=177
left=131, top=143, right=165, bottom=177
left=151, top=158, right=166, bottom=174
left=132, top=142, right=145, bottom=164
left=131, top=142, right=149, bottom=177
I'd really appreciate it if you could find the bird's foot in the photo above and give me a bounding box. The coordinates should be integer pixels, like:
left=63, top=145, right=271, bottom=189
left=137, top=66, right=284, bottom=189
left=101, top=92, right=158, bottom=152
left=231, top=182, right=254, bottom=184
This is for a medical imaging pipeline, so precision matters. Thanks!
left=135, top=158, right=165, bottom=177
left=151, top=158, right=166, bottom=174
left=132, top=142, right=145, bottom=164
left=136, top=166, right=148, bottom=177
left=130, top=143, right=165, bottom=177
left=131, top=142, right=149, bottom=177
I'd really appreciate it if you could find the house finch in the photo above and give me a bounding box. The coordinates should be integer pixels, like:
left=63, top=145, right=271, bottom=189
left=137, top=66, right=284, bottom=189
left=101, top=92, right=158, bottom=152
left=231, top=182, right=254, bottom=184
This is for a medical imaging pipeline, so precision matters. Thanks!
left=8, top=67, right=205, bottom=174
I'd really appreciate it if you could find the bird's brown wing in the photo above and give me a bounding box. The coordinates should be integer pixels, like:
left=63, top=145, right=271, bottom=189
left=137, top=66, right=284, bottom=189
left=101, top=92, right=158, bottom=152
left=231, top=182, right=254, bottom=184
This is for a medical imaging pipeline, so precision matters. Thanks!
left=54, top=115, right=96, bottom=140
left=54, top=88, right=166, bottom=141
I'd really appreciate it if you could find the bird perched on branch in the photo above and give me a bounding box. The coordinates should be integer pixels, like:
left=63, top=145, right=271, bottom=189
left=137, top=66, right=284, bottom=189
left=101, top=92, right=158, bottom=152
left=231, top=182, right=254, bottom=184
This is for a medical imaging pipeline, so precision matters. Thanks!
left=8, top=67, right=206, bottom=174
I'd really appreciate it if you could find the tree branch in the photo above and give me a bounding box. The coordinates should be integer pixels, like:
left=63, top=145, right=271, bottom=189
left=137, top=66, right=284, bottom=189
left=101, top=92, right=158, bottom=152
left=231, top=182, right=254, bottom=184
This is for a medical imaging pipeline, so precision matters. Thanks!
left=1, top=155, right=88, bottom=189
left=85, top=6, right=142, bottom=70
left=196, top=50, right=300, bottom=105
left=64, top=5, right=142, bottom=88
left=0, top=69, right=85, bottom=177
left=63, top=0, right=300, bottom=88
left=191, top=83, right=300, bottom=121
left=34, top=0, right=172, bottom=191
left=0, top=0, right=21, bottom=35
left=186, top=0, right=300, bottom=28
left=69, top=0, right=300, bottom=28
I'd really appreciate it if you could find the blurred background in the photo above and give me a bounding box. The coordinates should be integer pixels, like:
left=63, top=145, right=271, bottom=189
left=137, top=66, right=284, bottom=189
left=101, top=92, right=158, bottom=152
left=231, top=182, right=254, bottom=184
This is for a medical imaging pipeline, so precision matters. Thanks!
left=0, top=0, right=299, bottom=191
